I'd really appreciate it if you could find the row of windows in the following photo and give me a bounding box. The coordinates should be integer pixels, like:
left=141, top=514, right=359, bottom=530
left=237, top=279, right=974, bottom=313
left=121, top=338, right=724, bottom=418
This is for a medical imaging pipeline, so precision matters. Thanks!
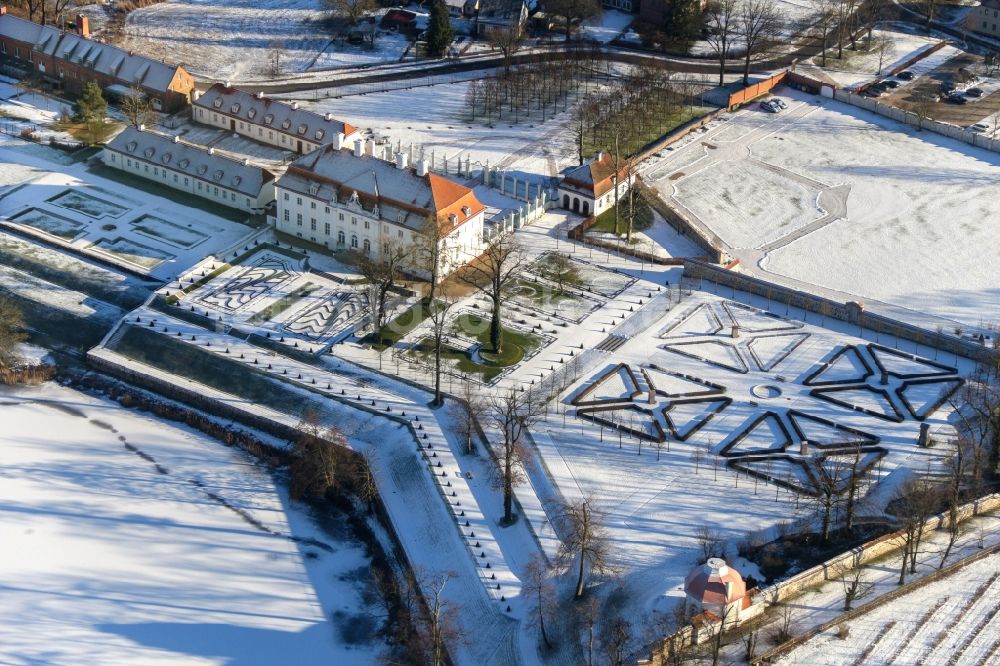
left=110, top=152, right=251, bottom=207
left=200, top=108, right=312, bottom=151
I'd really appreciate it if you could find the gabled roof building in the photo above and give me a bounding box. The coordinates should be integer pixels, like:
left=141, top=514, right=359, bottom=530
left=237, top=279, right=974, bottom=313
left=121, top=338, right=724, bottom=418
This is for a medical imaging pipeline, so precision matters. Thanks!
left=192, top=84, right=360, bottom=156
left=558, top=152, right=633, bottom=217
left=103, top=126, right=275, bottom=212
left=0, top=7, right=194, bottom=111
left=276, top=143, right=486, bottom=280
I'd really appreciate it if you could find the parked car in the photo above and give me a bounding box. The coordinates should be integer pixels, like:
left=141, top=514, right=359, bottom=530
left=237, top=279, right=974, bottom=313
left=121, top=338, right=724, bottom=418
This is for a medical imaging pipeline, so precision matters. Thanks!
left=883, top=80, right=900, bottom=89
left=897, top=70, right=915, bottom=80
left=759, top=100, right=780, bottom=113
left=947, top=92, right=968, bottom=104
left=966, top=87, right=984, bottom=98
left=967, top=122, right=991, bottom=133
left=771, top=98, right=788, bottom=109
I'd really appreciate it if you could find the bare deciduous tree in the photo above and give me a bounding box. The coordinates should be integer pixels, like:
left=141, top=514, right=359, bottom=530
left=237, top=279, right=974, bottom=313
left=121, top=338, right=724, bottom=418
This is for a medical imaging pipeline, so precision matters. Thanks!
left=0, top=296, right=26, bottom=368
left=838, top=551, right=873, bottom=610
left=121, top=86, right=155, bottom=128
left=327, top=0, right=377, bottom=24
left=457, top=231, right=526, bottom=354
left=428, top=289, right=456, bottom=408
left=361, top=241, right=408, bottom=344
left=488, top=24, right=524, bottom=73
left=736, top=0, right=783, bottom=85
left=600, top=614, right=634, bottom=666
left=892, top=477, right=939, bottom=585
left=542, top=0, right=599, bottom=41
left=289, top=407, right=343, bottom=500
left=557, top=496, right=618, bottom=598
left=448, top=380, right=483, bottom=455
left=705, top=0, right=739, bottom=86
left=488, top=387, right=542, bottom=524
left=523, top=553, right=556, bottom=650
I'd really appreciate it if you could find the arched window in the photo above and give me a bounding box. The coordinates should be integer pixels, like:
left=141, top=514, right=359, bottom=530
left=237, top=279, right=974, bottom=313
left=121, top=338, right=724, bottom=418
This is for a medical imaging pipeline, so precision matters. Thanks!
left=363, top=239, right=371, bottom=254
left=337, top=230, right=345, bottom=245
left=351, top=235, right=358, bottom=249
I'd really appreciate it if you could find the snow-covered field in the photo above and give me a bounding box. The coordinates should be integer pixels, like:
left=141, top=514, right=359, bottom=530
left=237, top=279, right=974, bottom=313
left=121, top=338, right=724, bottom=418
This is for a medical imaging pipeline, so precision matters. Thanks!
left=0, top=135, right=259, bottom=279
left=0, top=382, right=382, bottom=666
left=296, top=80, right=582, bottom=176
left=121, top=0, right=333, bottom=80
left=540, top=290, right=970, bottom=620
left=775, top=551, right=1000, bottom=666
left=642, top=86, right=1000, bottom=330
left=579, top=9, right=633, bottom=44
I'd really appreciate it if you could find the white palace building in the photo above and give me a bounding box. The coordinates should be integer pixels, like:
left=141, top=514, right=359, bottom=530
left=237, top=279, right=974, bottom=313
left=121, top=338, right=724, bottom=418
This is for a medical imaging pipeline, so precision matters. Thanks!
left=275, top=142, right=486, bottom=280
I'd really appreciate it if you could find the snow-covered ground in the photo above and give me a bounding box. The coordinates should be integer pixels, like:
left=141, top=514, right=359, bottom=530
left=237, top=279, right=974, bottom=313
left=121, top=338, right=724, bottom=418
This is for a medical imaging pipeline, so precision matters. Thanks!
left=641, top=86, right=1000, bottom=332
left=774, top=548, right=1000, bottom=666
left=811, top=30, right=945, bottom=89
left=0, top=78, right=78, bottom=145
left=535, top=289, right=969, bottom=625
left=296, top=80, right=583, bottom=177
left=0, top=382, right=383, bottom=666
left=309, top=30, right=411, bottom=70
left=0, top=134, right=259, bottom=280
left=121, top=0, right=335, bottom=81
left=579, top=9, right=633, bottom=44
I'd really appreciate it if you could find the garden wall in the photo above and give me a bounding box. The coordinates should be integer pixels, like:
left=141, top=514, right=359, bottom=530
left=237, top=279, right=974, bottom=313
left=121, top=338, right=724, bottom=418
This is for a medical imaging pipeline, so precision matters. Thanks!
left=681, top=260, right=996, bottom=363
left=832, top=89, right=1000, bottom=154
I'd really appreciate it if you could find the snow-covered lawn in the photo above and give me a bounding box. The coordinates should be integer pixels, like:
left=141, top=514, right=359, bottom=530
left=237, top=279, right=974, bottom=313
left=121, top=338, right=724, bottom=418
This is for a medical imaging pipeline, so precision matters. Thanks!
left=121, top=0, right=334, bottom=81
left=0, top=139, right=260, bottom=279
left=295, top=79, right=584, bottom=176
left=0, top=382, right=382, bottom=665
left=642, top=86, right=1000, bottom=330
left=538, top=290, right=971, bottom=624
left=309, top=30, right=411, bottom=69
left=580, top=9, right=633, bottom=44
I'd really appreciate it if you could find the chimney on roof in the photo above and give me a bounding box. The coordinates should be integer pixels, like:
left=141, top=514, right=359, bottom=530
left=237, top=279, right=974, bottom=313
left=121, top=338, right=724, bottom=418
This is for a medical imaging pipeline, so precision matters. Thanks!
left=324, top=112, right=333, bottom=121
left=595, top=151, right=603, bottom=162
left=172, top=134, right=180, bottom=143
left=416, top=159, right=429, bottom=177
left=224, top=80, right=231, bottom=88
left=395, top=152, right=408, bottom=170
left=333, top=132, right=344, bottom=150
left=256, top=91, right=264, bottom=99
left=137, top=124, right=145, bottom=132
left=242, top=158, right=249, bottom=166
left=724, top=581, right=733, bottom=601
left=75, top=14, right=90, bottom=38
left=365, top=138, right=375, bottom=156
left=0, top=7, right=7, bottom=15
left=291, top=101, right=299, bottom=110
left=354, top=139, right=364, bottom=158
left=208, top=147, right=215, bottom=155
left=192, top=89, right=202, bottom=102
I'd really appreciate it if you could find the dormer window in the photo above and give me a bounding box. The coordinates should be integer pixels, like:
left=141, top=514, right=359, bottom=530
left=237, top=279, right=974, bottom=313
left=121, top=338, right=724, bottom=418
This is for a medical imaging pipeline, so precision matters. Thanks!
left=197, top=165, right=208, bottom=175
left=213, top=170, right=224, bottom=181
left=247, top=109, right=256, bottom=120
left=461, top=206, right=471, bottom=216
left=281, top=119, right=292, bottom=130
left=314, top=130, right=324, bottom=140
left=230, top=103, right=240, bottom=114
left=232, top=176, right=242, bottom=186
left=125, top=141, right=137, bottom=152
left=161, top=152, right=172, bottom=164
left=213, top=98, right=223, bottom=108
left=178, top=158, right=190, bottom=169
left=144, top=147, right=155, bottom=158
left=263, top=114, right=273, bottom=125
left=308, top=183, right=320, bottom=195
left=297, top=124, right=307, bottom=135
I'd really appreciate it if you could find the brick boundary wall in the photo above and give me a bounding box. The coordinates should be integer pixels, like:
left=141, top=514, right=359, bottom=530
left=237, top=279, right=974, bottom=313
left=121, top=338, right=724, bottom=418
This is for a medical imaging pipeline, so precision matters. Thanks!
left=681, top=260, right=996, bottom=364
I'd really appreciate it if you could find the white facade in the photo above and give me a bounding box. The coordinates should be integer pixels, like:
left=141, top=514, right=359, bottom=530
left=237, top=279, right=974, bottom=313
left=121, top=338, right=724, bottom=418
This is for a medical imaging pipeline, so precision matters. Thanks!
left=558, top=178, right=630, bottom=217
left=102, top=128, right=274, bottom=213
left=192, top=85, right=360, bottom=156
left=275, top=185, right=485, bottom=281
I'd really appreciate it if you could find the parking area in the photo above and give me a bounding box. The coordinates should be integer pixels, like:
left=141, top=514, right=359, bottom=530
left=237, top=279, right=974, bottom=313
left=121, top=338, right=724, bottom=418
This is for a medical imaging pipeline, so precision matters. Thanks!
left=882, top=52, right=1000, bottom=129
